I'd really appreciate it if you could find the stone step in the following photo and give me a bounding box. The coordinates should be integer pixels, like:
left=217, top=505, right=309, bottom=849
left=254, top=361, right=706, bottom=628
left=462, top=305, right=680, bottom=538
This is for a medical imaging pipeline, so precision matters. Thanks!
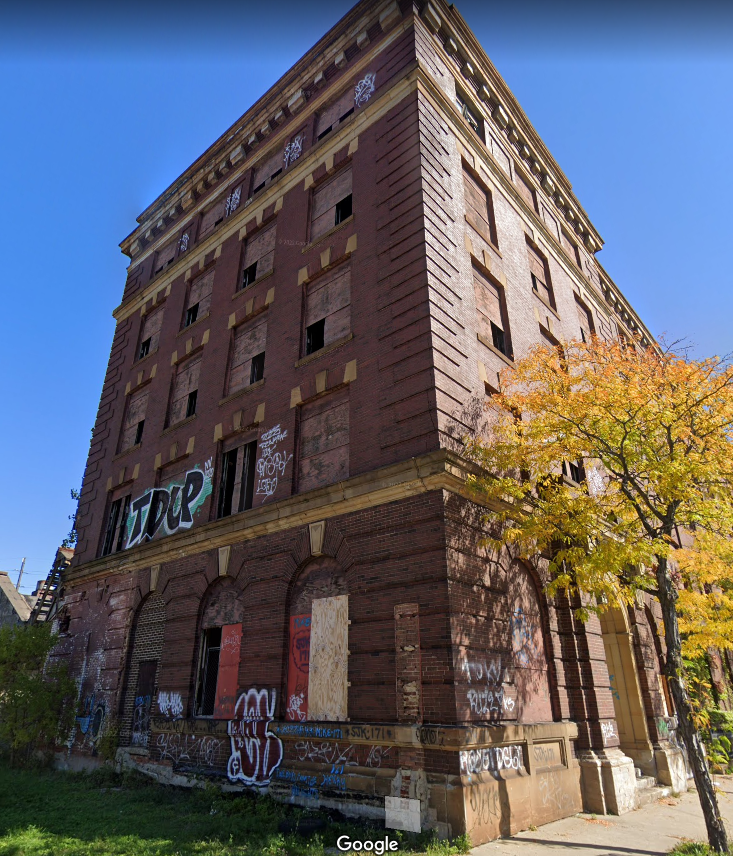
left=637, top=783, right=673, bottom=808
left=636, top=775, right=657, bottom=790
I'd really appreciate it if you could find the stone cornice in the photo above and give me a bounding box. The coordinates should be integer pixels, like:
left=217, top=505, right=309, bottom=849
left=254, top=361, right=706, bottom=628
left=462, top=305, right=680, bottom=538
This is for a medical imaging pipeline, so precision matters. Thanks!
left=119, top=0, right=405, bottom=260
left=113, top=63, right=419, bottom=323
left=420, top=0, right=603, bottom=254
left=64, top=448, right=490, bottom=586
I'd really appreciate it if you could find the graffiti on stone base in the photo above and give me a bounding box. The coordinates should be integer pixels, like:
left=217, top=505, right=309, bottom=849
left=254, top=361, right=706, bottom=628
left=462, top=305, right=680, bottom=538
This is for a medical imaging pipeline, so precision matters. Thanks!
left=156, top=732, right=220, bottom=766
left=126, top=460, right=213, bottom=548
left=292, top=740, right=392, bottom=769
left=460, top=745, right=523, bottom=776
left=538, top=771, right=573, bottom=811
left=600, top=720, right=618, bottom=746
left=227, top=689, right=283, bottom=786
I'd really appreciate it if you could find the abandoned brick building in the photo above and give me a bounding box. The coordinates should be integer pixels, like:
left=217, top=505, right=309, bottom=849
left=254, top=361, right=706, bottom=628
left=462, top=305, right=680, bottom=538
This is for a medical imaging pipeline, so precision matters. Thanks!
left=55, top=0, right=688, bottom=844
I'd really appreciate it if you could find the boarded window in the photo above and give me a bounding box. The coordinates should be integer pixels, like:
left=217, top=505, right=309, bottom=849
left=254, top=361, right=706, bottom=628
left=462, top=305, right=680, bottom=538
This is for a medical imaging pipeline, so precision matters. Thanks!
left=169, top=355, right=201, bottom=426
left=213, top=623, right=241, bottom=719
left=527, top=242, right=554, bottom=308
left=310, top=167, right=352, bottom=242
left=304, top=265, right=350, bottom=351
left=253, top=147, right=283, bottom=193
left=561, top=228, right=581, bottom=268
left=241, top=223, right=276, bottom=289
left=154, top=238, right=177, bottom=275
left=298, top=388, right=349, bottom=493
left=186, top=270, right=214, bottom=324
left=199, top=196, right=227, bottom=241
left=514, top=167, right=537, bottom=212
left=474, top=267, right=510, bottom=357
left=488, top=132, right=511, bottom=176
left=463, top=167, right=497, bottom=246
left=315, top=88, right=355, bottom=140
left=119, top=388, right=149, bottom=453
left=308, top=595, right=349, bottom=721
left=575, top=297, right=595, bottom=342
left=138, top=306, right=164, bottom=359
left=228, top=317, right=267, bottom=394
left=541, top=203, right=559, bottom=239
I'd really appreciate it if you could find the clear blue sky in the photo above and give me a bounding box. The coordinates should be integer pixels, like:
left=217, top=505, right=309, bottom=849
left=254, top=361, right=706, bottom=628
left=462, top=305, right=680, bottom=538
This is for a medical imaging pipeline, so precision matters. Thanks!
left=0, top=1, right=731, bottom=593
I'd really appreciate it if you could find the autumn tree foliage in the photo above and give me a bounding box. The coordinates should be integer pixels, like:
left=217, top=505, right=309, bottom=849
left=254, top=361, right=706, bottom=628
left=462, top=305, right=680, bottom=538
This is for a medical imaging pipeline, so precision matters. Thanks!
left=464, top=338, right=733, bottom=853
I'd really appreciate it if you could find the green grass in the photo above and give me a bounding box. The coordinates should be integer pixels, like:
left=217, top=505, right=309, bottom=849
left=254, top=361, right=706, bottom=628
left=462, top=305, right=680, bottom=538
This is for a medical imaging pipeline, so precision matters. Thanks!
left=669, top=843, right=733, bottom=856
left=0, top=765, right=471, bottom=856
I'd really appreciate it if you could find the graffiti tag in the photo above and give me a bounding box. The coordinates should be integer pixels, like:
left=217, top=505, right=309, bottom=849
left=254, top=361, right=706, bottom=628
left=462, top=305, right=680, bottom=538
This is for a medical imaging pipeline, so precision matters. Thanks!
left=255, top=425, right=292, bottom=499
left=126, top=460, right=213, bottom=548
left=157, top=691, right=184, bottom=719
left=227, top=688, right=283, bottom=786
left=460, top=745, right=523, bottom=776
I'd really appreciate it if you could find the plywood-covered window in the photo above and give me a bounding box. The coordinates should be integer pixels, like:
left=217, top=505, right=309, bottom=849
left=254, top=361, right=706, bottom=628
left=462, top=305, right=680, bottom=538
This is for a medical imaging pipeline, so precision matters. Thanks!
left=527, top=241, right=555, bottom=310
left=228, top=317, right=267, bottom=395
left=315, top=88, right=355, bottom=140
left=154, top=238, right=177, bottom=275
left=168, top=355, right=201, bottom=426
left=286, top=557, right=349, bottom=723
left=137, top=306, right=164, bottom=361
left=119, top=388, right=149, bottom=453
left=240, top=223, right=276, bottom=289
left=184, top=270, right=214, bottom=328
left=474, top=266, right=511, bottom=358
left=463, top=167, right=498, bottom=246
left=304, top=265, right=350, bottom=356
left=252, top=147, right=283, bottom=194
left=298, top=388, right=349, bottom=493
left=310, top=167, right=352, bottom=243
left=561, top=228, right=582, bottom=268
left=199, top=196, right=227, bottom=241
left=514, top=166, right=537, bottom=212
left=575, top=296, right=595, bottom=343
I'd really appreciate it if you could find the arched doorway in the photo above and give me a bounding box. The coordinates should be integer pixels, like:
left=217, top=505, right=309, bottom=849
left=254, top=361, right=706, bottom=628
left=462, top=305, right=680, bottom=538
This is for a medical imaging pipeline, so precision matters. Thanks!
left=599, top=605, right=653, bottom=773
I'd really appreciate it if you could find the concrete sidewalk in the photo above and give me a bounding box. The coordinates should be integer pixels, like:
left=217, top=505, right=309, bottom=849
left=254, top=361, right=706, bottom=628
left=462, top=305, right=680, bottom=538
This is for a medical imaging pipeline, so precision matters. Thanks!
left=472, top=777, right=733, bottom=856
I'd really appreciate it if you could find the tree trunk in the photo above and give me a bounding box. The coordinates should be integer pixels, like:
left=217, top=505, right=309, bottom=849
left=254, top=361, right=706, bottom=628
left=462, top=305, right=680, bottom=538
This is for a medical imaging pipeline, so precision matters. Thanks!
left=656, top=553, right=729, bottom=853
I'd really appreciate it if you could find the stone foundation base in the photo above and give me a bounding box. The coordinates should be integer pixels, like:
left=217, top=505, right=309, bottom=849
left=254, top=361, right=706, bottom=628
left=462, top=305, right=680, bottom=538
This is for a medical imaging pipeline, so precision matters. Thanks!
left=579, top=749, right=638, bottom=814
left=654, top=745, right=688, bottom=793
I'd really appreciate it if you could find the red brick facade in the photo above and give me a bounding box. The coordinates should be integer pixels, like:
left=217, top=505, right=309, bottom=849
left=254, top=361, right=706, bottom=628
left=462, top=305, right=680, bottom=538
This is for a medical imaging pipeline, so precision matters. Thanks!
left=56, top=0, right=685, bottom=843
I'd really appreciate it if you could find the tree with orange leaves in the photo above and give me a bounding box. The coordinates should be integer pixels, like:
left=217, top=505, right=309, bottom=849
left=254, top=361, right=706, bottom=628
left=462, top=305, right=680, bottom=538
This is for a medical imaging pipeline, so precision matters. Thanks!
left=464, top=338, right=733, bottom=853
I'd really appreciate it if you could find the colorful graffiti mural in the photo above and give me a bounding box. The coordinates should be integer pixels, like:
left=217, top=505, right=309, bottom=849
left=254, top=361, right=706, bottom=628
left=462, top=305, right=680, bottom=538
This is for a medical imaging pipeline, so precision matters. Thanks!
left=227, top=689, right=283, bottom=786
left=286, top=614, right=311, bottom=721
left=76, top=693, right=106, bottom=744
left=126, top=459, right=213, bottom=548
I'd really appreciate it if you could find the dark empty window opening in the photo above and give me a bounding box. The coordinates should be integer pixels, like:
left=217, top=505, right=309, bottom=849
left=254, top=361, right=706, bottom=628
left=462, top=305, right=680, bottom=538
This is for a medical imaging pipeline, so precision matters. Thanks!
left=134, top=420, right=145, bottom=446
left=185, top=303, right=199, bottom=328
left=196, top=627, right=222, bottom=716
left=217, top=440, right=257, bottom=519
left=253, top=181, right=266, bottom=194
left=138, top=337, right=152, bottom=360
left=250, top=351, right=265, bottom=384
left=101, top=495, right=130, bottom=557
left=241, top=261, right=258, bottom=290
left=563, top=459, right=586, bottom=484
left=186, top=390, right=198, bottom=419
left=531, top=273, right=539, bottom=292
left=491, top=322, right=506, bottom=356
left=271, top=168, right=282, bottom=181
left=318, top=127, right=332, bottom=141
left=306, top=319, right=325, bottom=355
left=335, top=194, right=352, bottom=226
left=580, top=328, right=587, bottom=343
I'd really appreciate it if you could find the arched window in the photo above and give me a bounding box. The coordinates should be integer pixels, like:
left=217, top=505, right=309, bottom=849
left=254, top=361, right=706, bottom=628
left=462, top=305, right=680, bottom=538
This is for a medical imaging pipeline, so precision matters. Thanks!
left=194, top=579, right=243, bottom=719
left=120, top=592, right=166, bottom=748
left=285, top=557, right=348, bottom=723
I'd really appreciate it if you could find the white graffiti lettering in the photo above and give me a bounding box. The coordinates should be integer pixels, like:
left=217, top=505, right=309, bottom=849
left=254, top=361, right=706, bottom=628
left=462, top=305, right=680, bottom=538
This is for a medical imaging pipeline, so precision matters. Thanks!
left=256, top=425, right=292, bottom=499
left=225, top=188, right=241, bottom=216
left=601, top=721, right=617, bottom=745
left=283, top=135, right=304, bottom=168
left=156, top=732, right=219, bottom=766
left=538, top=771, right=573, bottom=811
left=157, top=691, right=184, bottom=719
left=227, top=688, right=283, bottom=786
left=459, top=745, right=523, bottom=776
left=354, top=72, right=376, bottom=108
